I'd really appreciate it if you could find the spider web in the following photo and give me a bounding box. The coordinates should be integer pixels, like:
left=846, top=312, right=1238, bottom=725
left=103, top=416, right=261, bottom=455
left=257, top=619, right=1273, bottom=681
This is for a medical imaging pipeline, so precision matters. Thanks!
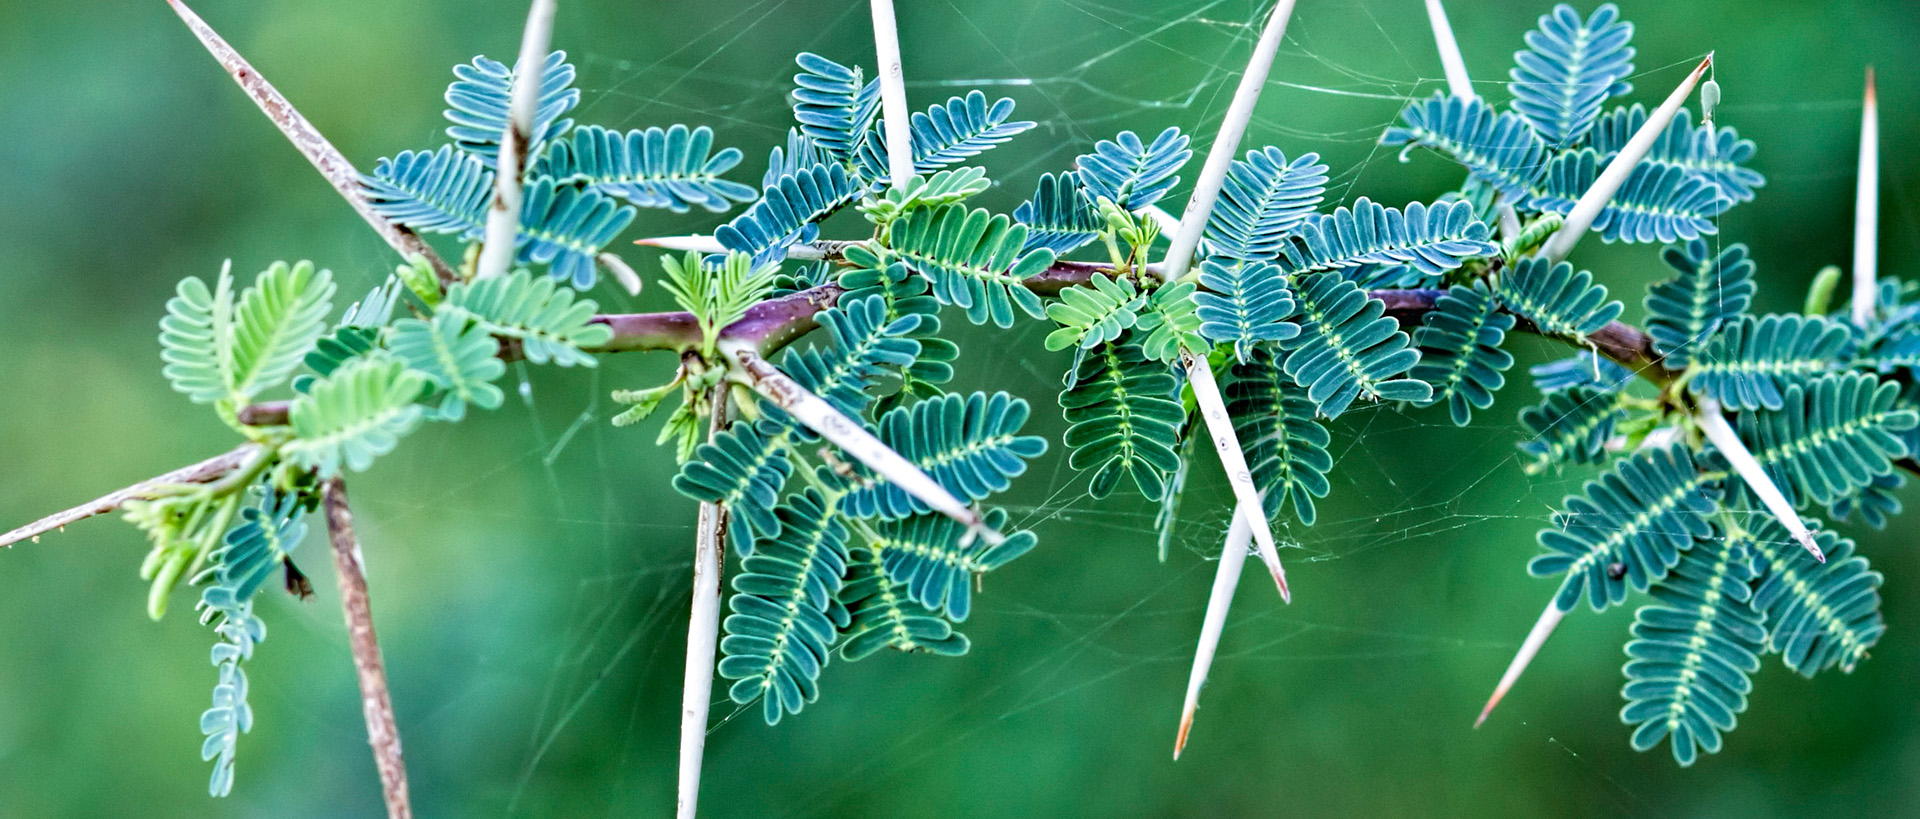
left=285, top=0, right=1916, bottom=815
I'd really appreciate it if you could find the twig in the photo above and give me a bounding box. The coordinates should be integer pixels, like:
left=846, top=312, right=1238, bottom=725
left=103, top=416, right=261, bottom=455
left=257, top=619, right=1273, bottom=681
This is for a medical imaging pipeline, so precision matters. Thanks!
left=677, top=387, right=730, bottom=819
left=1158, top=0, right=1298, bottom=281
left=1174, top=496, right=1255, bottom=759
left=727, top=346, right=1000, bottom=543
left=1474, top=599, right=1565, bottom=728
left=475, top=0, right=558, bottom=282
left=868, top=0, right=916, bottom=189
left=1852, top=68, right=1879, bottom=328
left=1540, top=54, right=1713, bottom=263
left=321, top=478, right=412, bottom=819
left=0, top=444, right=261, bottom=548
left=163, top=0, right=458, bottom=287
left=1423, top=0, right=1474, bottom=99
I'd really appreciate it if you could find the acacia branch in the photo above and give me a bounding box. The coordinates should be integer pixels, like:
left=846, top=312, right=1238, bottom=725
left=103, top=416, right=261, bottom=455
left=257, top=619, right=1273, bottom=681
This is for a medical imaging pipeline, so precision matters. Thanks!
left=164, top=0, right=459, bottom=287
left=0, top=444, right=262, bottom=549
left=322, top=478, right=413, bottom=819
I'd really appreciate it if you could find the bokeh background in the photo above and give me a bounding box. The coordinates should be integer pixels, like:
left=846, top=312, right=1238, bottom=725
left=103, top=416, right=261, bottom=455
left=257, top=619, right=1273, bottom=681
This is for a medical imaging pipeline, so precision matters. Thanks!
left=2, top=0, right=1918, bottom=816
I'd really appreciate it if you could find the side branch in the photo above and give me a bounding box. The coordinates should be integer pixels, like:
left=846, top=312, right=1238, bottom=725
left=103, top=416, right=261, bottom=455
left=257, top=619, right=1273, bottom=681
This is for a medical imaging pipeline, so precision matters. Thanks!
left=0, top=444, right=262, bottom=548
left=322, top=478, right=413, bottom=819
left=165, top=0, right=459, bottom=287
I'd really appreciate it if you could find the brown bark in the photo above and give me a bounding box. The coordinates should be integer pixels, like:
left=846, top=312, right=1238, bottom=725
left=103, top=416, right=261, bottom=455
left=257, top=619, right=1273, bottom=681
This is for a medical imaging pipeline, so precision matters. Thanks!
left=322, top=478, right=413, bottom=819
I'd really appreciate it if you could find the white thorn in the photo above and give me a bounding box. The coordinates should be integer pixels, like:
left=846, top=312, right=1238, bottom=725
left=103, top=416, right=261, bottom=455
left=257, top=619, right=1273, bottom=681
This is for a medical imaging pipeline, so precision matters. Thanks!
left=1852, top=68, right=1879, bottom=329
left=598, top=253, right=643, bottom=296
left=1174, top=501, right=1256, bottom=759
left=732, top=348, right=993, bottom=537
left=1159, top=0, right=1299, bottom=282
left=1695, top=398, right=1825, bottom=562
left=1182, top=350, right=1290, bottom=602
left=476, top=0, right=558, bottom=282
left=1475, top=599, right=1566, bottom=728
left=634, top=235, right=831, bottom=261
left=1541, top=54, right=1713, bottom=263
left=869, top=0, right=916, bottom=190
left=1424, top=0, right=1474, bottom=100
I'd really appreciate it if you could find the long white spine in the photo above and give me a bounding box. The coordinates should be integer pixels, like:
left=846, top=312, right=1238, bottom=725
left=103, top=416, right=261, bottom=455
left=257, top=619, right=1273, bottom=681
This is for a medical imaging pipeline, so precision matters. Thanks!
left=476, top=0, right=558, bottom=281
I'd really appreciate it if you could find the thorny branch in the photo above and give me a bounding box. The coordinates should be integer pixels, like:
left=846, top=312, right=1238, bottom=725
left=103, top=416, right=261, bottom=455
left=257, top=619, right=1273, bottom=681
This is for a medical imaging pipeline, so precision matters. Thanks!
left=322, top=478, right=413, bottom=819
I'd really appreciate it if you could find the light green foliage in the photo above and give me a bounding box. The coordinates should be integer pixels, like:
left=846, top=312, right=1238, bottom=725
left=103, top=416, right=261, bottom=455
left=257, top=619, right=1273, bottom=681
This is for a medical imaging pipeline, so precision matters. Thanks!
left=281, top=353, right=429, bottom=476
left=657, top=250, right=778, bottom=357
left=161, top=260, right=336, bottom=410
left=388, top=312, right=507, bottom=420
left=443, top=268, right=612, bottom=366
left=1044, top=274, right=1145, bottom=352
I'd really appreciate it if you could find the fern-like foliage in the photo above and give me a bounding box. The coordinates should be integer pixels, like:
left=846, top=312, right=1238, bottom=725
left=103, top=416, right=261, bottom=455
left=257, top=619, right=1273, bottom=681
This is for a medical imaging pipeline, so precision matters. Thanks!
left=718, top=488, right=850, bottom=724
left=388, top=312, right=508, bottom=421
left=1381, top=93, right=1552, bottom=202
left=889, top=204, right=1055, bottom=328
left=200, top=490, right=309, bottom=603
left=1746, top=517, right=1885, bottom=676
left=1134, top=281, right=1206, bottom=364
left=161, top=261, right=336, bottom=407
left=442, top=269, right=611, bottom=367
left=791, top=53, right=879, bottom=169
left=1411, top=282, right=1516, bottom=425
left=280, top=353, right=429, bottom=477
left=1591, top=106, right=1764, bottom=203
left=1279, top=198, right=1498, bottom=280
left=1829, top=471, right=1903, bottom=528
left=1644, top=239, right=1756, bottom=369
left=1517, top=386, right=1623, bottom=472
left=672, top=422, right=796, bottom=556
left=1060, top=342, right=1185, bottom=500
left=1204, top=147, right=1329, bottom=262
left=1280, top=271, right=1432, bottom=418
left=839, top=540, right=968, bottom=660
left=1226, top=349, right=1334, bottom=524
left=517, top=178, right=637, bottom=288
left=1530, top=445, right=1720, bottom=612
left=1493, top=256, right=1624, bottom=337
left=1193, top=258, right=1300, bottom=359
left=1620, top=528, right=1763, bottom=767
left=537, top=124, right=757, bottom=213
left=1530, top=149, right=1729, bottom=244
left=836, top=249, right=956, bottom=386
left=1507, top=3, right=1635, bottom=148
left=362, top=152, right=636, bottom=288
left=444, top=51, right=579, bottom=163
left=1733, top=372, right=1917, bottom=507
left=1075, top=127, right=1192, bottom=210
left=872, top=508, right=1037, bottom=622
left=779, top=295, right=925, bottom=419
left=1045, top=275, right=1145, bottom=352
left=856, top=90, right=1035, bottom=179
left=716, top=163, right=858, bottom=264
left=1688, top=314, right=1850, bottom=411
left=846, top=391, right=1048, bottom=519
left=1013, top=171, right=1101, bottom=254
left=361, top=146, right=495, bottom=235
left=1531, top=351, right=1635, bottom=394
left=195, top=585, right=264, bottom=798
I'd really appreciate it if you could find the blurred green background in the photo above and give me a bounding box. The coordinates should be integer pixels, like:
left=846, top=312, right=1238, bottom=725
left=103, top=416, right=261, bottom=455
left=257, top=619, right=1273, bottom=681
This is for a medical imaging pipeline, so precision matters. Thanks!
left=2, top=0, right=1917, bottom=816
